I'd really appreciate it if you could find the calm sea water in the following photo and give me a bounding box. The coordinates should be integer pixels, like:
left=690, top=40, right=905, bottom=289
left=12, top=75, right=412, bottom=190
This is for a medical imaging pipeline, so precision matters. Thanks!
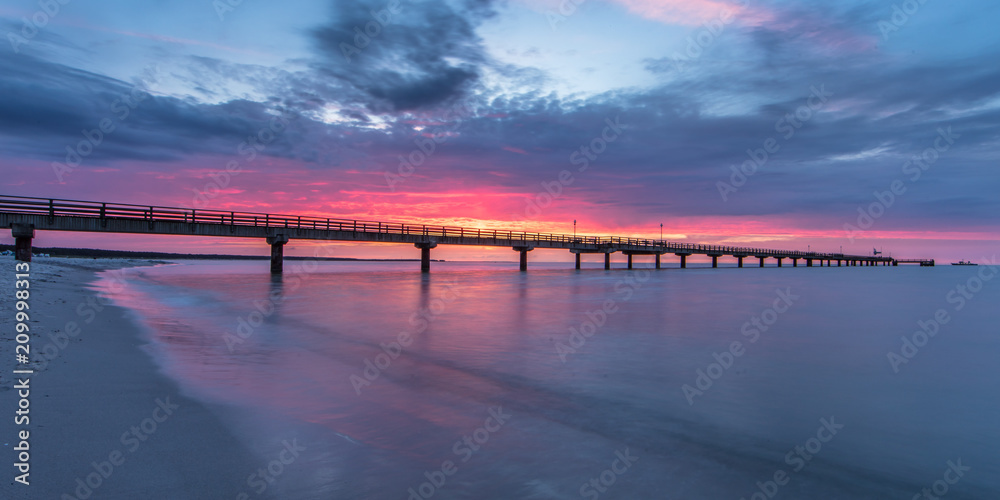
left=95, top=260, right=1000, bottom=499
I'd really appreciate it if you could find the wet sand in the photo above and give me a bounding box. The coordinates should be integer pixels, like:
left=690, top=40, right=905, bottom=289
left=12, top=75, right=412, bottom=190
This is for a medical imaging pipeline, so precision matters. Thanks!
left=0, top=257, right=265, bottom=500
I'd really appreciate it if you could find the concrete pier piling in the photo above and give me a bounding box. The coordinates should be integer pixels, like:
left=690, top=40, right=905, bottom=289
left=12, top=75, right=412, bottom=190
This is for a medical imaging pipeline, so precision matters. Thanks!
left=513, top=246, right=533, bottom=271
left=415, top=241, right=437, bottom=273
left=12, top=223, right=34, bottom=262
left=266, top=234, right=289, bottom=274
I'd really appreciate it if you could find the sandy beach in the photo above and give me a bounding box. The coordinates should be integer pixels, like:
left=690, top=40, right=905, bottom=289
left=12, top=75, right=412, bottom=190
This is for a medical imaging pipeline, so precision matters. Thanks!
left=0, top=257, right=265, bottom=500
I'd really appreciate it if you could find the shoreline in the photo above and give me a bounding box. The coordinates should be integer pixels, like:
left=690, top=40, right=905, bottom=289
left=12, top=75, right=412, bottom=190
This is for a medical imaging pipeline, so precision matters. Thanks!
left=0, top=256, right=267, bottom=499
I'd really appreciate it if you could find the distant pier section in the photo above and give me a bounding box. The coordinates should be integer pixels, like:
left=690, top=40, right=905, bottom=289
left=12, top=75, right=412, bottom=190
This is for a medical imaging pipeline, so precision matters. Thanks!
left=1, top=195, right=933, bottom=272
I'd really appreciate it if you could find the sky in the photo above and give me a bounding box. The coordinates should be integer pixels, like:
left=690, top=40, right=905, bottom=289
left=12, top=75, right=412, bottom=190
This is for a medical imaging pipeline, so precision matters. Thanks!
left=1, top=0, right=999, bottom=263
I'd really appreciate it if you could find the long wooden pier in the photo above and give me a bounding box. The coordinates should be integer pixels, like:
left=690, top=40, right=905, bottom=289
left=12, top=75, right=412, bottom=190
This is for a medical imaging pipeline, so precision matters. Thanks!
left=0, top=195, right=933, bottom=272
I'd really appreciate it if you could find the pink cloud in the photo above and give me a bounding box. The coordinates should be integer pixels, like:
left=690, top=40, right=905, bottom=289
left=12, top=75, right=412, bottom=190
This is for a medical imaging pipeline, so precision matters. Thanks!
left=608, top=1, right=875, bottom=54
left=608, top=0, right=773, bottom=27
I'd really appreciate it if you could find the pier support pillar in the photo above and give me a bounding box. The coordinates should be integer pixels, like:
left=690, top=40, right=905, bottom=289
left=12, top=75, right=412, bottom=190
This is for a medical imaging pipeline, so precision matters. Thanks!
left=710, top=255, right=719, bottom=268
left=838, top=260, right=841, bottom=267
left=421, top=247, right=431, bottom=271
left=655, top=254, right=661, bottom=269
left=605, top=252, right=611, bottom=270
left=415, top=241, right=438, bottom=273
left=777, top=258, right=783, bottom=267
left=513, top=246, right=533, bottom=271
left=677, top=254, right=689, bottom=269
left=627, top=254, right=633, bottom=269
left=737, top=256, right=744, bottom=268
left=792, top=258, right=798, bottom=267
left=266, top=234, right=289, bottom=274
left=575, top=253, right=581, bottom=270
left=806, top=259, right=813, bottom=267
left=12, top=223, right=34, bottom=262
left=759, top=257, right=766, bottom=268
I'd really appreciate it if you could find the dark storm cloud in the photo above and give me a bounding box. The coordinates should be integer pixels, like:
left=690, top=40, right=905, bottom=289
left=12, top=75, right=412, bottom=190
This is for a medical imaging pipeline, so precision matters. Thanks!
left=310, top=0, right=498, bottom=111
left=0, top=49, right=320, bottom=166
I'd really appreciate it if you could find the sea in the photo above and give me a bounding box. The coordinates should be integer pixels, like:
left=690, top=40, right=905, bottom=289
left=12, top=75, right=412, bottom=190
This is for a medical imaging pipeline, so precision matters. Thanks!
left=93, top=259, right=1000, bottom=499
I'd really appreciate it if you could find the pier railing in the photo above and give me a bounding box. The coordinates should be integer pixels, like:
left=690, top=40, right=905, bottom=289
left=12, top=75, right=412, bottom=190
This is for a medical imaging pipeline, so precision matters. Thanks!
left=0, top=195, right=881, bottom=261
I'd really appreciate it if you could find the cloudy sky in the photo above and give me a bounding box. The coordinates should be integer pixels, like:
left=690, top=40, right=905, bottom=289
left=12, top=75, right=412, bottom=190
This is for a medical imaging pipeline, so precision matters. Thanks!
left=1, top=0, right=998, bottom=262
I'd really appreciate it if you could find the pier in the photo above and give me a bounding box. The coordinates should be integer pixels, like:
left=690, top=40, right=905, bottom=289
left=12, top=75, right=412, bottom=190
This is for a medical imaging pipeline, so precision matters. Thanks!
left=1, top=195, right=933, bottom=272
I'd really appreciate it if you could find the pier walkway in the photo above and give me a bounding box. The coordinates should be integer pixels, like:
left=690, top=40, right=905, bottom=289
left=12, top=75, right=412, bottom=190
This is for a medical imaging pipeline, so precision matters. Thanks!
left=0, top=195, right=932, bottom=272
